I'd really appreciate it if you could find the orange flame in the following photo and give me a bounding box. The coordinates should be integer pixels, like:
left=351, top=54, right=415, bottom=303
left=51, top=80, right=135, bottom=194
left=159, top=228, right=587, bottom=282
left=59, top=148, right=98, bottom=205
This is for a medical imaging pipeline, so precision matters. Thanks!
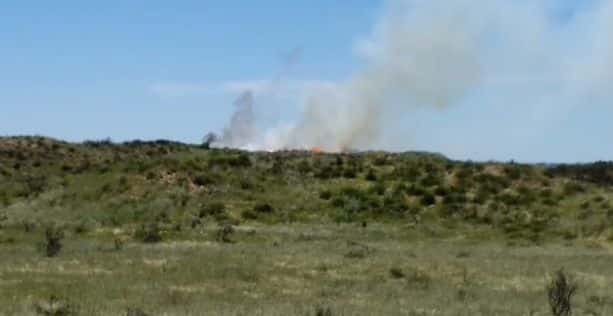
left=311, top=147, right=323, bottom=154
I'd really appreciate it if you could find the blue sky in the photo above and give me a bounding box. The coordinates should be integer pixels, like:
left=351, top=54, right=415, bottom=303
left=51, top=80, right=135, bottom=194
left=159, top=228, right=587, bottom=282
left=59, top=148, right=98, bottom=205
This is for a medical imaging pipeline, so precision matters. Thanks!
left=1, top=1, right=611, bottom=162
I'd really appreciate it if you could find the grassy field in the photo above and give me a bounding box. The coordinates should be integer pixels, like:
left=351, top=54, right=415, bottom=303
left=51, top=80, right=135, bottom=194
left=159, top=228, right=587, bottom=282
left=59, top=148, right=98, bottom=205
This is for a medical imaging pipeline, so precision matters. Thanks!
left=1, top=136, right=613, bottom=315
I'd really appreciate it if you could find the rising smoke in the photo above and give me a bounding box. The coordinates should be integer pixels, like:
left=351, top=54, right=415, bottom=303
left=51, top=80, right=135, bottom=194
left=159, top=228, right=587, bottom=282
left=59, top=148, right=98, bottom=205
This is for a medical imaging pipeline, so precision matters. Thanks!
left=214, top=0, right=613, bottom=153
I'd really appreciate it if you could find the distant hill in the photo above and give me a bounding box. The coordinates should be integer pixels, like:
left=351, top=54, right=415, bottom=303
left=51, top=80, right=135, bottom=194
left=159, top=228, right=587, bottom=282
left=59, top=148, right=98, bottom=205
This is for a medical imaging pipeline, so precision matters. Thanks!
left=1, top=135, right=613, bottom=242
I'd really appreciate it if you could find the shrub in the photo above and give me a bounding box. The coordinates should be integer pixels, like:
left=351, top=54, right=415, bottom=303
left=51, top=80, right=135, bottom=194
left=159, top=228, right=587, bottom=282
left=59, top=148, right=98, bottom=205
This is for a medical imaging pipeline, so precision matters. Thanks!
left=315, top=165, right=340, bottom=179
left=241, top=209, right=259, bottom=220
left=342, top=168, right=356, bottom=178
left=41, top=226, right=64, bottom=257
left=23, top=220, right=36, bottom=233
left=368, top=182, right=386, bottom=196
left=365, top=168, right=377, bottom=181
left=126, top=307, right=150, bottom=316
left=406, top=268, right=432, bottom=290
left=547, top=269, right=577, bottom=316
left=253, top=202, right=274, bottom=214
left=199, top=202, right=227, bottom=220
left=503, top=165, right=522, bottom=180
left=34, top=295, right=75, bottom=316
left=563, top=182, right=585, bottom=195
left=313, top=305, right=334, bottom=316
left=229, top=153, right=252, bottom=167
left=215, top=224, right=234, bottom=243
left=297, top=160, right=312, bottom=174
left=434, top=186, right=449, bottom=197
left=420, top=174, right=441, bottom=187
left=134, top=222, right=163, bottom=243
left=420, top=192, right=436, bottom=206
left=319, top=190, right=332, bottom=200
left=193, top=173, right=214, bottom=186
left=389, top=267, right=405, bottom=279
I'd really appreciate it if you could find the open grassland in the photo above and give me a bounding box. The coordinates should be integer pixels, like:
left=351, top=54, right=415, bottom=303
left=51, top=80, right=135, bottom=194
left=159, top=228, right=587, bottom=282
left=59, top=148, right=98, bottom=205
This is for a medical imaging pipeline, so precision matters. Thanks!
left=2, top=136, right=613, bottom=315
left=2, top=224, right=613, bottom=315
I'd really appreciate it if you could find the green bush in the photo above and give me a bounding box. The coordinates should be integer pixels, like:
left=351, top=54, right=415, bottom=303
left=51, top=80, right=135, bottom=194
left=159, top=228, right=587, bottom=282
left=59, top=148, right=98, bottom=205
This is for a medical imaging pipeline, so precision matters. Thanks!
left=342, top=168, right=357, bottom=178
left=134, top=222, right=163, bottom=243
left=365, top=168, right=377, bottom=181
left=420, top=192, right=436, bottom=206
left=297, top=160, right=312, bottom=174
left=563, top=182, right=585, bottom=195
left=193, top=173, right=215, bottom=186
left=199, top=202, right=227, bottom=220
left=319, top=190, right=332, bottom=200
left=253, top=202, right=274, bottom=214
left=41, top=226, right=64, bottom=257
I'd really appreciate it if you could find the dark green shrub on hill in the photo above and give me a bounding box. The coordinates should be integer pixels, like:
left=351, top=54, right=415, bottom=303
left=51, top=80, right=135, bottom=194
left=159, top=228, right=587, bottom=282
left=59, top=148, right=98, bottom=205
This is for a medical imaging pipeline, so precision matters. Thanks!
left=342, top=168, right=357, bottom=178
left=41, top=225, right=64, bottom=257
left=253, top=202, right=274, bottom=214
left=368, top=182, right=386, bottom=196
left=134, top=222, right=163, bottom=243
left=365, top=168, right=377, bottom=181
left=420, top=174, right=442, bottom=187
left=393, top=165, right=420, bottom=181
left=420, top=192, right=436, bottom=206
left=563, top=182, right=585, bottom=195
left=434, top=186, right=450, bottom=197
left=297, top=160, right=312, bottom=174
left=443, top=192, right=467, bottom=205
left=406, top=184, right=427, bottom=197
left=503, top=165, right=522, bottom=180
left=193, top=173, right=215, bottom=186
left=199, top=202, right=227, bottom=220
left=319, top=190, right=332, bottom=200
left=315, top=164, right=340, bottom=179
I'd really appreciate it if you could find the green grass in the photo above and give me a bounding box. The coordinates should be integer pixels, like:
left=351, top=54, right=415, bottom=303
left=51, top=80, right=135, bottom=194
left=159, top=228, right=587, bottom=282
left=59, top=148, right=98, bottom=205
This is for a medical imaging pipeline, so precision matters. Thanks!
left=2, top=136, right=613, bottom=315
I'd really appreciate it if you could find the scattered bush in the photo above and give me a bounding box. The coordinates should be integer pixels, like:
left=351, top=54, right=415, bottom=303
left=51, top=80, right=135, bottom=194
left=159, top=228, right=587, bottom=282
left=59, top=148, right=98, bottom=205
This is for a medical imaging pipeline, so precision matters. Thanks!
left=342, top=168, right=356, bottom=178
left=34, top=295, right=75, bottom=316
left=253, top=202, right=274, bottom=214
left=199, top=202, right=227, bottom=220
left=345, top=241, right=370, bottom=259
left=563, top=182, right=585, bottom=196
left=365, top=168, right=377, bottom=181
left=126, top=307, right=150, bottom=316
left=193, top=173, right=215, bottom=186
left=215, top=224, right=234, bottom=243
left=406, top=268, right=432, bottom=290
left=41, top=226, right=64, bottom=257
left=134, top=222, right=163, bottom=243
left=319, top=190, right=332, bottom=200
left=389, top=267, right=405, bottom=279
left=313, top=305, right=334, bottom=316
left=241, top=209, right=259, bottom=220
left=420, top=192, right=436, bottom=206
left=546, top=269, right=577, bottom=316
left=297, top=160, right=312, bottom=174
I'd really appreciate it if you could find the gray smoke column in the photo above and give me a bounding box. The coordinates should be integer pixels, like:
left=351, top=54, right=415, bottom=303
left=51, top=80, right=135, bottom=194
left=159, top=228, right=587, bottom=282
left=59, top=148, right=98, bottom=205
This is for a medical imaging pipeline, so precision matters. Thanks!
left=282, top=0, right=483, bottom=151
left=215, top=0, right=613, bottom=153
left=217, top=91, right=256, bottom=148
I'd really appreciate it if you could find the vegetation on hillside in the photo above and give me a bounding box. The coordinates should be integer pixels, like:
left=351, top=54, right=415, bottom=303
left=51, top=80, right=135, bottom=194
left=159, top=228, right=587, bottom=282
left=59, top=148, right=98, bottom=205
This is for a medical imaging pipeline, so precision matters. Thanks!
left=2, top=136, right=613, bottom=242
left=1, top=136, right=613, bottom=315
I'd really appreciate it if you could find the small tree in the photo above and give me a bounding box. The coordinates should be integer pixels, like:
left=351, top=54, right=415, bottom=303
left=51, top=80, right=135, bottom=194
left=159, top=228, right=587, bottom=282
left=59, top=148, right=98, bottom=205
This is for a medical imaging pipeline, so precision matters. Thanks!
left=547, top=269, right=577, bottom=316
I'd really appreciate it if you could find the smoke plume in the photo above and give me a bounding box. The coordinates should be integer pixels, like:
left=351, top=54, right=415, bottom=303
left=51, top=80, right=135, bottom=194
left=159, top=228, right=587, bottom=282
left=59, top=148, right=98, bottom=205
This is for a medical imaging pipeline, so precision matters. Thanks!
left=214, top=0, right=613, bottom=154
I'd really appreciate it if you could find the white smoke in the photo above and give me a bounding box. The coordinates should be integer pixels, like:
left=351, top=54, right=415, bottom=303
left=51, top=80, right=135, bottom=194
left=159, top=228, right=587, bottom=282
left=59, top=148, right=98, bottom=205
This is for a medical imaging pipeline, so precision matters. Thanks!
left=217, top=91, right=256, bottom=148
left=215, top=0, right=613, bottom=153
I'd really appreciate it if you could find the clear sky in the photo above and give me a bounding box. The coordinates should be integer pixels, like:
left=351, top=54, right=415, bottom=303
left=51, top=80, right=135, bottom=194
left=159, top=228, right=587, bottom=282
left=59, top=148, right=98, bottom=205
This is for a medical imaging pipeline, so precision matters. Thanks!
left=1, top=0, right=611, bottom=163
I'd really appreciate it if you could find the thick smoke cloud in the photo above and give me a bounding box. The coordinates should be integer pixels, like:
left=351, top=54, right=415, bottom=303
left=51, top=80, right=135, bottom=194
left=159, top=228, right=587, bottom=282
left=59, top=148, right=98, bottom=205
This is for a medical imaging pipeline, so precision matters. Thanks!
left=215, top=0, right=613, bottom=153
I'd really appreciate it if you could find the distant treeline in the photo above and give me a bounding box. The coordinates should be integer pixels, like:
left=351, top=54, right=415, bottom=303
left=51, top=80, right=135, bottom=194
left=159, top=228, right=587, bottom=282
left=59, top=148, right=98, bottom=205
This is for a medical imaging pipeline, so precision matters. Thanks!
left=547, top=162, right=613, bottom=185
